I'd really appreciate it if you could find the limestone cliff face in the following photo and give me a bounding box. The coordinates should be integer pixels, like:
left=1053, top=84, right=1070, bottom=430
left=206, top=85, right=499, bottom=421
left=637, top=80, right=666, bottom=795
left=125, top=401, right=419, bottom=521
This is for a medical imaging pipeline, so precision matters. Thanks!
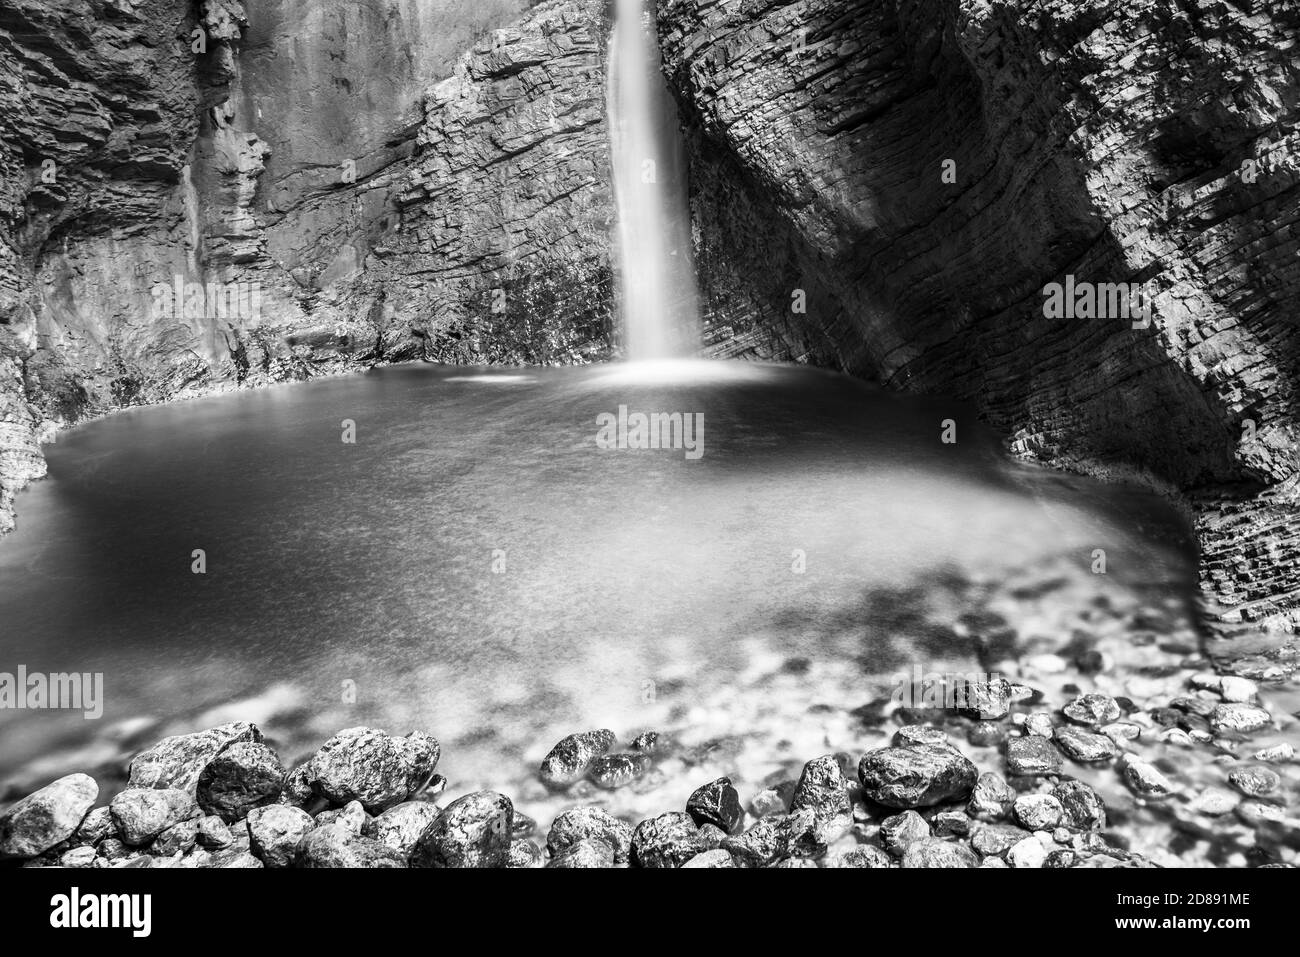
left=657, top=0, right=1300, bottom=658
left=0, top=0, right=1296, bottom=661
left=0, top=0, right=614, bottom=532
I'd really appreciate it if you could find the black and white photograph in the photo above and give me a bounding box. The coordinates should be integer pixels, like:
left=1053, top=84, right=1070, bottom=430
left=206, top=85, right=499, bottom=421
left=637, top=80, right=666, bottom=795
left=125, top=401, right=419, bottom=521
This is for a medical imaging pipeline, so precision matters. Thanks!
left=0, top=0, right=1295, bottom=929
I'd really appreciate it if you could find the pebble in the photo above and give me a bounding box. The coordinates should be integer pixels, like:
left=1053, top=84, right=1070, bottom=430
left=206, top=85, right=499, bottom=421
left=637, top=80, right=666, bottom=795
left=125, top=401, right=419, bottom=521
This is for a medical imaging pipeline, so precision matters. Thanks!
left=72, top=806, right=115, bottom=847
left=1005, top=736, right=1061, bottom=776
left=1188, top=788, right=1239, bottom=816
left=507, top=839, right=544, bottom=868
left=1210, top=704, right=1272, bottom=734
left=1228, top=767, right=1281, bottom=797
left=631, top=812, right=707, bottom=868
left=246, top=805, right=314, bottom=868
left=0, top=773, right=98, bottom=859
left=539, top=729, right=616, bottom=789
left=196, top=741, right=285, bottom=823
left=153, top=819, right=198, bottom=856
left=296, top=822, right=406, bottom=868
left=305, top=727, right=439, bottom=813
left=59, top=845, right=98, bottom=868
left=967, top=772, right=1016, bottom=820
left=858, top=744, right=978, bottom=808
left=1253, top=743, right=1294, bottom=762
left=371, top=801, right=441, bottom=856
left=1024, top=713, right=1054, bottom=738
left=1063, top=693, right=1121, bottom=727
left=957, top=676, right=1014, bottom=720
left=901, top=838, right=978, bottom=868
left=1007, top=835, right=1049, bottom=868
left=1119, top=756, right=1175, bottom=796
left=1052, top=780, right=1107, bottom=830
left=880, top=810, right=930, bottom=856
left=1013, top=794, right=1064, bottom=830
left=314, top=800, right=367, bottom=835
left=1054, top=726, right=1119, bottom=762
left=411, top=791, right=512, bottom=868
left=109, top=788, right=197, bottom=846
left=1101, top=721, right=1141, bottom=743
left=1191, top=674, right=1258, bottom=703
left=933, top=810, right=971, bottom=836
left=682, top=848, right=735, bottom=868
left=892, top=725, right=949, bottom=748
left=971, top=823, right=1032, bottom=857
left=685, top=777, right=743, bottom=834
left=127, top=722, right=262, bottom=794
left=547, top=806, right=635, bottom=863
left=547, top=837, right=616, bottom=868
left=789, top=755, right=853, bottom=843
left=835, top=846, right=894, bottom=868
left=967, top=722, right=1006, bottom=747
left=196, top=815, right=234, bottom=849
left=587, top=752, right=649, bottom=789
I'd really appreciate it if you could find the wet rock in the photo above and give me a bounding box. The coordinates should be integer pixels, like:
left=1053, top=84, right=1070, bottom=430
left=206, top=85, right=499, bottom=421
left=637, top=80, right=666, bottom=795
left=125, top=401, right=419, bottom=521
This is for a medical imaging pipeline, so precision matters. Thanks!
left=1006, top=736, right=1061, bottom=776
left=685, top=777, right=743, bottom=834
left=773, top=857, right=818, bottom=868
left=632, top=812, right=707, bottom=869
left=152, top=819, right=198, bottom=856
left=630, top=731, right=660, bottom=752
left=932, top=810, right=971, bottom=837
left=1101, top=722, right=1141, bottom=743
left=296, top=822, right=406, bottom=868
left=507, top=839, right=544, bottom=868
left=313, top=800, right=367, bottom=835
left=1044, top=849, right=1079, bottom=868
left=720, top=815, right=789, bottom=868
left=835, top=846, right=893, bottom=868
left=1252, top=743, right=1294, bottom=762
left=971, top=823, right=1032, bottom=857
left=128, top=722, right=262, bottom=794
left=1119, top=756, right=1175, bottom=796
left=196, top=815, right=233, bottom=849
left=110, top=788, right=197, bottom=846
left=892, top=725, right=949, bottom=748
left=278, top=764, right=315, bottom=808
left=901, top=838, right=978, bottom=868
left=858, top=744, right=978, bottom=808
left=412, top=791, right=513, bottom=868
left=968, top=772, right=1016, bottom=821
left=1013, top=794, right=1064, bottom=831
left=1052, top=780, right=1107, bottom=830
left=539, top=729, right=616, bottom=789
left=59, top=846, right=98, bottom=868
left=880, top=810, right=930, bottom=857
left=1189, top=788, right=1239, bottom=816
left=1063, top=694, right=1121, bottom=727
left=957, top=675, right=1014, bottom=720
left=304, top=727, right=439, bottom=813
left=1007, top=836, right=1048, bottom=868
left=789, top=755, right=853, bottom=843
left=73, top=806, right=116, bottom=847
left=196, top=741, right=285, bottom=823
left=246, top=805, right=314, bottom=868
left=547, top=806, right=634, bottom=863
left=1053, top=726, right=1119, bottom=763
left=371, top=801, right=441, bottom=857
left=99, top=838, right=131, bottom=861
left=587, top=751, right=648, bottom=790
left=1210, top=704, right=1272, bottom=734
left=0, top=773, right=98, bottom=859
left=682, top=848, right=735, bottom=868
left=204, top=847, right=265, bottom=869
left=1191, top=674, right=1258, bottom=703
left=546, top=837, right=616, bottom=868
left=1228, top=767, right=1281, bottom=797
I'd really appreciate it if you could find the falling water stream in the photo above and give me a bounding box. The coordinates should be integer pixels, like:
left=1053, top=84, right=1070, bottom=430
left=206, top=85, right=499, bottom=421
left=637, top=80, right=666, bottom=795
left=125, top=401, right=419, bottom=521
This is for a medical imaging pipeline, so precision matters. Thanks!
left=607, top=0, right=700, bottom=358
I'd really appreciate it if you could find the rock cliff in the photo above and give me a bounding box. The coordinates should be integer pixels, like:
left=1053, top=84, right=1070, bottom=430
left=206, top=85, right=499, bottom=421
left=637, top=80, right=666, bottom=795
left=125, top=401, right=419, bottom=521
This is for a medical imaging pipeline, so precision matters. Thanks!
left=0, top=0, right=1297, bottom=659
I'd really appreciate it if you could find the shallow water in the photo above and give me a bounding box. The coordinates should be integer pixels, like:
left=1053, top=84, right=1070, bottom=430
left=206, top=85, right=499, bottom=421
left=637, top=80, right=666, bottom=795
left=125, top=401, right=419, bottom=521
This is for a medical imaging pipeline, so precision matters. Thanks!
left=0, top=360, right=1197, bottom=790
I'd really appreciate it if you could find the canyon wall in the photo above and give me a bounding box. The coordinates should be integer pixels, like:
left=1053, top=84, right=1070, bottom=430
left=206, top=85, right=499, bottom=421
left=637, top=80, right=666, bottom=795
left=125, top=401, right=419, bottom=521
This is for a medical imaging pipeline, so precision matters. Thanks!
left=1, top=0, right=1297, bottom=663
left=658, top=0, right=1300, bottom=664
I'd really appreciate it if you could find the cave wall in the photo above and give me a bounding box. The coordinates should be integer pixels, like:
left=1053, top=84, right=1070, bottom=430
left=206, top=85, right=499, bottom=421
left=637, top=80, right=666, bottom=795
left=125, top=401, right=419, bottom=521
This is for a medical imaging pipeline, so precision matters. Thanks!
left=658, top=0, right=1300, bottom=657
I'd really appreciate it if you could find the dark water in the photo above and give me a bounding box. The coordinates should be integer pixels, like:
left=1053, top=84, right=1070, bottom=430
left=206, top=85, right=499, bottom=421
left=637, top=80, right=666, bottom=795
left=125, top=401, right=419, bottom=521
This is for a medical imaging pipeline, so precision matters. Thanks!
left=0, top=360, right=1196, bottom=787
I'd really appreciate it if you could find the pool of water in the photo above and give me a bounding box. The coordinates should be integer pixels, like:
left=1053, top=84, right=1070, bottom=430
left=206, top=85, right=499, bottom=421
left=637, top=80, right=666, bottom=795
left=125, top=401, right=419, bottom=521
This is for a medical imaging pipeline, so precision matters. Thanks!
left=0, top=360, right=1198, bottom=793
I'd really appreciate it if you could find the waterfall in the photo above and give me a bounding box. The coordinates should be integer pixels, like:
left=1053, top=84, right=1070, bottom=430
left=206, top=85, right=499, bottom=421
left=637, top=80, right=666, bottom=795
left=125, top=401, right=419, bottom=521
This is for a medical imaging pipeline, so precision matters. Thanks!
left=607, top=0, right=700, bottom=360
